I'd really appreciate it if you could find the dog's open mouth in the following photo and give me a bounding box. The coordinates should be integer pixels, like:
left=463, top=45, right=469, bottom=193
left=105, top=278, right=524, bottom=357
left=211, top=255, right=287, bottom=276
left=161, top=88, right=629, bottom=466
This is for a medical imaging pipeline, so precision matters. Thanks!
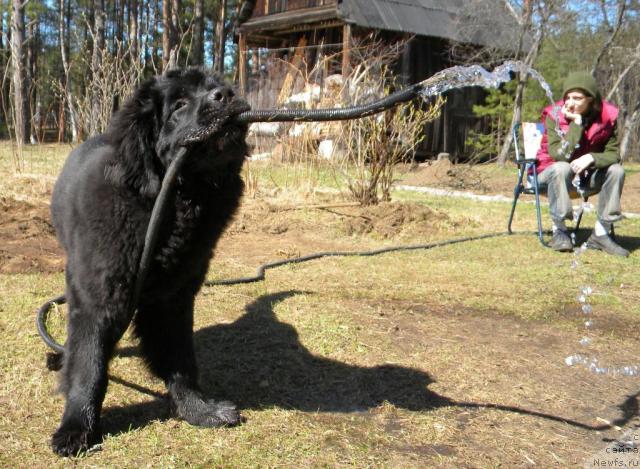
left=181, top=101, right=250, bottom=146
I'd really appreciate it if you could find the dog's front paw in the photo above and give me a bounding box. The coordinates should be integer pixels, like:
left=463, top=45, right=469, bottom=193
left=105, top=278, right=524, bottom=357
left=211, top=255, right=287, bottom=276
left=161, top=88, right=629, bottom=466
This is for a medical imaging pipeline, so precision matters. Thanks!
left=177, top=398, right=242, bottom=428
left=51, top=424, right=97, bottom=457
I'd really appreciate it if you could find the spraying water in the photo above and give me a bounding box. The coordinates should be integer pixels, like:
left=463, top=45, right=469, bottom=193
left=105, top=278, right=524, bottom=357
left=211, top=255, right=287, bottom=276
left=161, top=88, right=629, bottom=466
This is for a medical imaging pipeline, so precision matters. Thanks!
left=416, top=61, right=565, bottom=141
left=415, top=60, right=638, bottom=378
left=565, top=244, right=639, bottom=377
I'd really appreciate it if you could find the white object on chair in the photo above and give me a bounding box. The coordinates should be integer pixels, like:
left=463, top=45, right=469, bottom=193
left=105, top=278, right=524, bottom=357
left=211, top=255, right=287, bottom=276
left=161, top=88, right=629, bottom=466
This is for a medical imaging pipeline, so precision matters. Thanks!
left=522, top=122, right=544, bottom=161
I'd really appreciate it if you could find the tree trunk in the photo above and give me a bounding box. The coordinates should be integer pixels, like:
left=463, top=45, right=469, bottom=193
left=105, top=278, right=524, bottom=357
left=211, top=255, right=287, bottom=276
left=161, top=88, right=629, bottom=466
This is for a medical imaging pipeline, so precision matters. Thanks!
left=214, top=0, right=226, bottom=74
left=193, top=0, right=204, bottom=66
left=60, top=0, right=78, bottom=142
left=129, top=0, right=139, bottom=61
left=619, top=101, right=640, bottom=162
left=27, top=18, right=37, bottom=143
left=90, top=0, right=105, bottom=136
left=591, top=0, right=626, bottom=76
left=162, top=0, right=171, bottom=69
left=496, top=4, right=545, bottom=166
left=170, top=0, right=180, bottom=66
left=10, top=0, right=29, bottom=148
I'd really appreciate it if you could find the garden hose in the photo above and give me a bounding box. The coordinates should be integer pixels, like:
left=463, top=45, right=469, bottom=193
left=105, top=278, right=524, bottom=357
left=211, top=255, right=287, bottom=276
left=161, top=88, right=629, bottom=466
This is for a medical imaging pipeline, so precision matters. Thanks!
left=36, top=60, right=537, bottom=356
left=38, top=232, right=515, bottom=355
left=234, top=85, right=423, bottom=123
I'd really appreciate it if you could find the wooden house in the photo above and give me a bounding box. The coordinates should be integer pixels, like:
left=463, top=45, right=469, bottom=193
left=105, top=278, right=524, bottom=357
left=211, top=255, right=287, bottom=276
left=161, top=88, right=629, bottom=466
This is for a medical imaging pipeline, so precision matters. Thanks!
left=236, top=0, right=522, bottom=159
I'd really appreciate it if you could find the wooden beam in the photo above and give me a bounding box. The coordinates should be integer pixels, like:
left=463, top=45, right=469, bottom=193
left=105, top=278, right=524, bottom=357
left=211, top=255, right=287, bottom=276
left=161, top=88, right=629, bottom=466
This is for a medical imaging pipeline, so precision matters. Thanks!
left=277, top=35, right=308, bottom=105
left=341, top=23, right=351, bottom=77
left=238, top=32, right=248, bottom=94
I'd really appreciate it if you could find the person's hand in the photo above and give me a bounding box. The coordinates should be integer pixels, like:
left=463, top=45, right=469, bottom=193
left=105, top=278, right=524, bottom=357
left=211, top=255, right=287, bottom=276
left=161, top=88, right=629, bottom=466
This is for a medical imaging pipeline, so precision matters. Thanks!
left=562, top=101, right=583, bottom=125
left=570, top=154, right=594, bottom=175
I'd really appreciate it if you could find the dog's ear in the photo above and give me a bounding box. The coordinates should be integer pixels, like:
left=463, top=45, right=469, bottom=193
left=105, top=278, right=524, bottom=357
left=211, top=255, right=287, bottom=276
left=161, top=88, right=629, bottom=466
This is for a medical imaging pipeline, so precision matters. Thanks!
left=105, top=77, right=163, bottom=198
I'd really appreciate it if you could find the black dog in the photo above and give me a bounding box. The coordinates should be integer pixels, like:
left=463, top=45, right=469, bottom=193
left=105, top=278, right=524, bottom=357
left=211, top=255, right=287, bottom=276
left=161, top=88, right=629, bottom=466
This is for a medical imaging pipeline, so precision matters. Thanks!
left=50, top=68, right=249, bottom=456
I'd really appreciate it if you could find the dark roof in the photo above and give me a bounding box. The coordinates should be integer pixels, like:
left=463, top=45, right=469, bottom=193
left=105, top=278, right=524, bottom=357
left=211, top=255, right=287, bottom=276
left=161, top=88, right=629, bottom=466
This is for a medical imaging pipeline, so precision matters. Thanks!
left=337, top=0, right=521, bottom=49
left=237, top=0, right=522, bottom=50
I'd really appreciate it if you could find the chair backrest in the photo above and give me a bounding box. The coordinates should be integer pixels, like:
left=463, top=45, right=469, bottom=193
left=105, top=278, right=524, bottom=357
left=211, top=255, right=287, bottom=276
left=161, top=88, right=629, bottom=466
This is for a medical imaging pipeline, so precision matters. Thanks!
left=513, top=122, right=544, bottom=162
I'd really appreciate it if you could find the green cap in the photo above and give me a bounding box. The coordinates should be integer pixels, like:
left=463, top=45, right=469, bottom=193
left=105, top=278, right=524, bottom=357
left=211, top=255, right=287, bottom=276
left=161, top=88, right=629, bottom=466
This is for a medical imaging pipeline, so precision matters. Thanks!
left=562, top=71, right=600, bottom=100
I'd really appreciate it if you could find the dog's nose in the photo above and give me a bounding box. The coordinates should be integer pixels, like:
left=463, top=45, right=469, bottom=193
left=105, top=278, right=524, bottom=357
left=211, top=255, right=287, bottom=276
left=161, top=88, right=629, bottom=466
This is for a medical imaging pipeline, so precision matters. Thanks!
left=209, top=86, right=234, bottom=104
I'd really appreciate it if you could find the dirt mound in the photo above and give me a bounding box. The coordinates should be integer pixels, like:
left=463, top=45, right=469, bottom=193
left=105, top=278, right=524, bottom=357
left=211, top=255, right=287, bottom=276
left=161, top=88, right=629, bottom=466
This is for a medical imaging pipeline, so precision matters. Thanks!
left=402, top=160, right=488, bottom=192
left=342, top=202, right=451, bottom=239
left=0, top=197, right=64, bottom=274
left=228, top=200, right=295, bottom=235
left=403, top=159, right=453, bottom=186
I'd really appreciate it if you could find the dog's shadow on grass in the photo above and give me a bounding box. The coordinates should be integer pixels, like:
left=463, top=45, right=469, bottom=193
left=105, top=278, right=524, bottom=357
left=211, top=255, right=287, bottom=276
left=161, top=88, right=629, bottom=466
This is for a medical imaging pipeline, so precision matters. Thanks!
left=101, top=290, right=638, bottom=437
left=195, top=290, right=441, bottom=412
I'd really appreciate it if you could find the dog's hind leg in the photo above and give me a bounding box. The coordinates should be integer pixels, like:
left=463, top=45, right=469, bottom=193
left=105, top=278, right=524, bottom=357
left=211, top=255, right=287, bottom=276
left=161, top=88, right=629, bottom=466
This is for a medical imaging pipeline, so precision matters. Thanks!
left=134, top=295, right=241, bottom=428
left=51, top=280, right=132, bottom=456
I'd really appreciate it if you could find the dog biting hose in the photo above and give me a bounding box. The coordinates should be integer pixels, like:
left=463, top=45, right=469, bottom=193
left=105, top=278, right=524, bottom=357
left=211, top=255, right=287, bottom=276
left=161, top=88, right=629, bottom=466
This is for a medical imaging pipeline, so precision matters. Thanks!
left=36, top=61, right=535, bottom=357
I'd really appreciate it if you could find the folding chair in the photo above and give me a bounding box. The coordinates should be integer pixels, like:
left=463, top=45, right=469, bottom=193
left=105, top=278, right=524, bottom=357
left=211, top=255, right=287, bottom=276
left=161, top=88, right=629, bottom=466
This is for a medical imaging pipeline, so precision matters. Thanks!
left=507, top=122, right=590, bottom=247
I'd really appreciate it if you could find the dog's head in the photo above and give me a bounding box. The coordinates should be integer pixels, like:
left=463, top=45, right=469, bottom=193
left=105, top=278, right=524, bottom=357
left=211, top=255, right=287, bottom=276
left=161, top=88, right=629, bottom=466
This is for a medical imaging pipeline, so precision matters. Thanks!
left=154, top=69, right=250, bottom=160
left=106, top=68, right=250, bottom=197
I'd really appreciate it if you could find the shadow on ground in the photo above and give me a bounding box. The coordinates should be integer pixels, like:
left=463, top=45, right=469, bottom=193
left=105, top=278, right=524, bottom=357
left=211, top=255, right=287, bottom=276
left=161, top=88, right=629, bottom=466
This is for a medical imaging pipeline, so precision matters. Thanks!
left=102, top=291, right=639, bottom=438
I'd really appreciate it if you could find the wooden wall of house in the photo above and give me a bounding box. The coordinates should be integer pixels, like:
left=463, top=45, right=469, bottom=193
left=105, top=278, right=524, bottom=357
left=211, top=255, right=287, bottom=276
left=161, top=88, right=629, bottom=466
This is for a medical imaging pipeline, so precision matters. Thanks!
left=401, top=36, right=486, bottom=160
left=238, top=20, right=487, bottom=160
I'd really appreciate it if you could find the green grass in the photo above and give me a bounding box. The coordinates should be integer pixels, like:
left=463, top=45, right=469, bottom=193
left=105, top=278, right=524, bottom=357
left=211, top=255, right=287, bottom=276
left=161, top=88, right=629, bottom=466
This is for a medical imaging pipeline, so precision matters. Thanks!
left=1, top=143, right=640, bottom=467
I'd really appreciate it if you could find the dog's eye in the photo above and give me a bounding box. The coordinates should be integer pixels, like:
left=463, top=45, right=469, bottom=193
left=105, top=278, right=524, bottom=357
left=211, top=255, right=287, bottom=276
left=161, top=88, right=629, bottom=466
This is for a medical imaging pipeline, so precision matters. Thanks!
left=173, top=99, right=190, bottom=112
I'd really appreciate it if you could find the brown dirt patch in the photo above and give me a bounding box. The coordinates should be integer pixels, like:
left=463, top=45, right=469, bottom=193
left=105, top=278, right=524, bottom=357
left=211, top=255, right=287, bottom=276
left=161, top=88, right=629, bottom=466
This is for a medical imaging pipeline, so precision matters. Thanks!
left=339, top=201, right=450, bottom=238
left=403, top=159, right=488, bottom=192
left=403, top=161, right=640, bottom=213
left=0, top=197, right=63, bottom=274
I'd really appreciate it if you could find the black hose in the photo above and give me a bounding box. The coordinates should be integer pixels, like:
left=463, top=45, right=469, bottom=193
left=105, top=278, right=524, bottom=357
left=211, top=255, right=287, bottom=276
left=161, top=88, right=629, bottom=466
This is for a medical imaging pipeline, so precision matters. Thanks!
left=36, top=148, right=189, bottom=359
left=36, top=295, right=66, bottom=354
left=133, top=147, right=188, bottom=304
left=235, top=85, right=423, bottom=123
left=36, top=82, right=427, bottom=355
left=206, top=232, right=509, bottom=286
left=38, top=231, right=513, bottom=354
left=34, top=65, right=520, bottom=356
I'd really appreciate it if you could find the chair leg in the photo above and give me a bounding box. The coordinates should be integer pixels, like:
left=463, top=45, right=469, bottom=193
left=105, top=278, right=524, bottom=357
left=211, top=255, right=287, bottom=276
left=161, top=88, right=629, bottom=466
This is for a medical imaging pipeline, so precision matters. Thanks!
left=572, top=195, right=588, bottom=244
left=532, top=169, right=548, bottom=247
left=574, top=207, right=584, bottom=232
left=508, top=187, right=522, bottom=234
left=533, top=189, right=546, bottom=246
left=508, top=166, right=527, bottom=234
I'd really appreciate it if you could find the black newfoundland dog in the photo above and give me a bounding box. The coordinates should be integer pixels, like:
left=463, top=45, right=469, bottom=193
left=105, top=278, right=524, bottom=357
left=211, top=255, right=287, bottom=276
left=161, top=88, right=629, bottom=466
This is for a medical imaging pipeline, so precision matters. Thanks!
left=50, top=68, right=249, bottom=456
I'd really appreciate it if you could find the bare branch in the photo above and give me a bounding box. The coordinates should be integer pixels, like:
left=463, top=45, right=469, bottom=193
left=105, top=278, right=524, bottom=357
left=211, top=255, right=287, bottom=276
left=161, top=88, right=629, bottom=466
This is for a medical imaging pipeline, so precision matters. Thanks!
left=591, top=0, right=627, bottom=74
left=605, top=42, right=640, bottom=101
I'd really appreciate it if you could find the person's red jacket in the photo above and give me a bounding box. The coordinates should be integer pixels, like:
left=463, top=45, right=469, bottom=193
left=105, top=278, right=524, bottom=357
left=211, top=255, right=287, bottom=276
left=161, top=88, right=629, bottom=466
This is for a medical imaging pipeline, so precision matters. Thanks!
left=536, top=100, right=619, bottom=174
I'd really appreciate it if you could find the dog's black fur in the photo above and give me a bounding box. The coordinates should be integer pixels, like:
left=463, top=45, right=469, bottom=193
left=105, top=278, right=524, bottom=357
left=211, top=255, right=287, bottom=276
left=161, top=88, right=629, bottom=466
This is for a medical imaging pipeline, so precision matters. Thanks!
left=50, top=68, right=249, bottom=456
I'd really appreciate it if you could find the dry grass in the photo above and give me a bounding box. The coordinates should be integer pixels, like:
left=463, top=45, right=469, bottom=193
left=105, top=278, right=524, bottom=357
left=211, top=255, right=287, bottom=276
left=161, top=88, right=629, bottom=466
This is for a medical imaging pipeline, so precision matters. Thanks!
left=1, top=143, right=639, bottom=467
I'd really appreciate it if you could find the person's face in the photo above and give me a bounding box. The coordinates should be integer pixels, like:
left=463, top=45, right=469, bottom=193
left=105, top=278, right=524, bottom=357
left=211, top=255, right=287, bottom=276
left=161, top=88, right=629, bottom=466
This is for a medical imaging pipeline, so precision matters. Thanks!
left=564, top=90, right=593, bottom=115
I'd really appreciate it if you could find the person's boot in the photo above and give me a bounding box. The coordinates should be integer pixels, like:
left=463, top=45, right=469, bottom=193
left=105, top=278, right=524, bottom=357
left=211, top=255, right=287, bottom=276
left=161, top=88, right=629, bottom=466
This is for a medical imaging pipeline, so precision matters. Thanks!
left=550, top=229, right=573, bottom=252
left=586, top=232, right=629, bottom=257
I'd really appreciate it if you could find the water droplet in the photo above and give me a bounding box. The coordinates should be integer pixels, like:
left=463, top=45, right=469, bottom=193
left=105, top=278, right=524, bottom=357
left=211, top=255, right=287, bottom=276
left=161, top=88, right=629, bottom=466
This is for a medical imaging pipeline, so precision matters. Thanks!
left=585, top=320, right=593, bottom=328
left=577, top=294, right=587, bottom=303
left=581, top=286, right=593, bottom=296
left=565, top=355, right=580, bottom=366
left=582, top=304, right=593, bottom=314
left=571, top=260, right=579, bottom=269
left=579, top=337, right=591, bottom=346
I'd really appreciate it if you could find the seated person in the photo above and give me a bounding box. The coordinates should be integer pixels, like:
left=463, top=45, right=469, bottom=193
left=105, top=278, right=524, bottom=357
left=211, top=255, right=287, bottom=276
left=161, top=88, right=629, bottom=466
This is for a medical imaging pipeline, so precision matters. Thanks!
left=535, top=71, right=628, bottom=257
